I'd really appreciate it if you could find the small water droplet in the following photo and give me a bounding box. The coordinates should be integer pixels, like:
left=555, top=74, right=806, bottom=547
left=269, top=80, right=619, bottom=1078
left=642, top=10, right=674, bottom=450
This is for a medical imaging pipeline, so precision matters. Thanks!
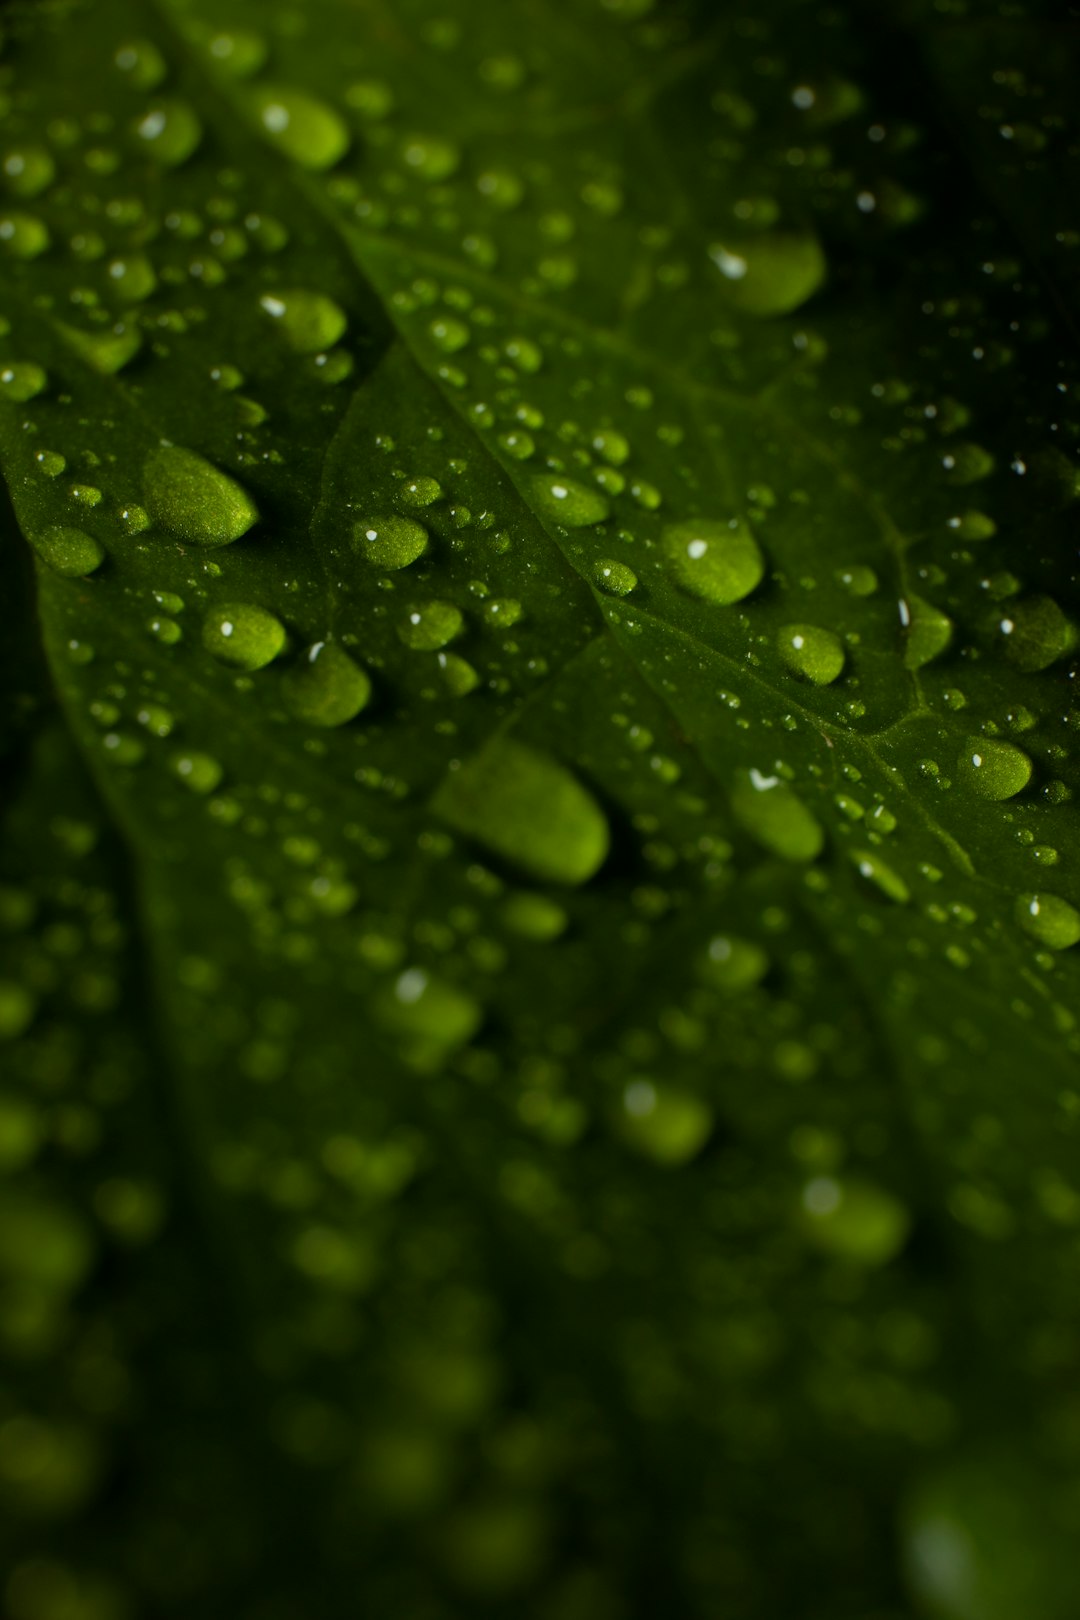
left=56, top=319, right=142, bottom=374
left=351, top=514, right=429, bottom=570
left=730, top=768, right=824, bottom=862
left=29, top=526, right=104, bottom=577
left=250, top=86, right=350, bottom=170
left=400, top=134, right=461, bottom=181
left=438, top=652, right=480, bottom=695
left=940, top=442, right=994, bottom=485
left=527, top=475, right=610, bottom=527
left=1015, top=893, right=1080, bottom=950
left=618, top=1081, right=713, bottom=1167
left=398, top=601, right=463, bottom=651
left=501, top=892, right=568, bottom=941
left=851, top=849, right=910, bottom=903
left=776, top=623, right=846, bottom=684
left=283, top=642, right=371, bottom=727
left=114, top=39, right=168, bottom=90
left=903, top=595, right=953, bottom=670
left=259, top=288, right=347, bottom=353
left=698, top=934, right=769, bottom=992
left=801, top=1176, right=910, bottom=1264
left=203, top=602, right=286, bottom=669
left=0, top=212, right=50, bottom=259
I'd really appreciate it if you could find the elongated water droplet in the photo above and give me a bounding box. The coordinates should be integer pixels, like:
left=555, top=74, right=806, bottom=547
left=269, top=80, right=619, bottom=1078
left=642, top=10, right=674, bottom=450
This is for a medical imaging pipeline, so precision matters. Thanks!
left=527, top=475, right=610, bottom=527
left=399, top=601, right=463, bottom=650
left=0, top=362, right=47, bottom=401
left=438, top=652, right=480, bottom=695
left=114, top=39, right=167, bottom=90
left=432, top=738, right=609, bottom=885
left=55, top=319, right=142, bottom=374
left=698, top=935, right=769, bottom=992
left=250, top=86, right=350, bottom=170
left=997, top=595, right=1077, bottom=672
left=30, top=526, right=105, bottom=577
left=709, top=229, right=826, bottom=315
left=283, top=642, right=370, bottom=726
left=259, top=288, right=347, bottom=353
left=373, top=967, right=482, bottom=1067
left=851, top=849, right=910, bottom=903
left=618, top=1080, right=713, bottom=1167
left=731, top=768, right=824, bottom=862
left=941, top=442, right=994, bottom=485
left=663, top=518, right=764, bottom=605
left=903, top=595, right=953, bottom=669
left=1015, top=892, right=1080, bottom=950
left=107, top=253, right=157, bottom=302
left=956, top=737, right=1032, bottom=801
left=144, top=445, right=259, bottom=546
left=203, top=602, right=286, bottom=669
left=400, top=135, right=461, bottom=181
left=205, top=28, right=268, bottom=78
left=351, top=514, right=428, bottom=570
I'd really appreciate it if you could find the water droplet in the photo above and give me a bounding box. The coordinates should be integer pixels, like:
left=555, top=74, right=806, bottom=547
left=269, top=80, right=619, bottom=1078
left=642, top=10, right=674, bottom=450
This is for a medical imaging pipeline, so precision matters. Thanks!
left=483, top=598, right=522, bottom=630
left=107, top=252, right=157, bottom=302
left=144, top=445, right=259, bottom=546
left=345, top=80, right=395, bottom=119
left=997, top=595, right=1077, bottom=672
left=731, top=768, right=824, bottom=862
left=148, top=615, right=182, bottom=644
left=662, top=518, right=764, bottom=605
left=699, top=934, right=769, bottom=992
left=501, top=893, right=568, bottom=941
left=283, top=642, right=371, bottom=727
left=941, top=442, right=994, bottom=485
left=171, top=751, right=223, bottom=794
left=946, top=509, right=997, bottom=541
left=114, top=39, right=167, bottom=90
left=592, top=428, right=630, bottom=465
left=0, top=212, right=50, bottom=259
left=504, top=336, right=543, bottom=373
left=373, top=967, right=482, bottom=1061
left=801, top=1177, right=910, bottom=1264
left=0, top=982, right=36, bottom=1040
left=259, top=288, right=347, bottom=353
left=133, top=100, right=203, bottom=165
left=205, top=28, right=268, bottom=78
left=618, top=1081, right=713, bottom=1167
left=708, top=229, right=826, bottom=315
left=527, top=475, right=610, bottom=527
left=498, top=431, right=535, bottom=461
left=0, top=362, right=47, bottom=402
left=250, top=87, right=350, bottom=170
left=903, top=595, right=953, bottom=670
left=1015, top=892, right=1080, bottom=951
left=776, top=623, right=845, bottom=684
left=429, top=315, right=470, bottom=354
left=398, top=601, right=463, bottom=650
left=1, top=145, right=55, bottom=199
left=401, top=135, right=461, bottom=181
left=432, top=738, right=609, bottom=885
left=55, top=314, right=140, bottom=375
left=956, top=737, right=1032, bottom=800
left=593, top=558, right=638, bottom=595
left=351, top=514, right=428, bottom=570
left=398, top=477, right=443, bottom=508
left=203, top=602, right=286, bottom=669
left=851, top=849, right=910, bottom=903
left=29, top=526, right=105, bottom=578
left=438, top=652, right=480, bottom=695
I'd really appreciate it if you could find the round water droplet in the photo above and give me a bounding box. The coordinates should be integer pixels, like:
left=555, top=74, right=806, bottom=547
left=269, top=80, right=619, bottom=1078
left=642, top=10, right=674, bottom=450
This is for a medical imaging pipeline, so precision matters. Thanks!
left=203, top=602, right=286, bottom=669
left=662, top=518, right=764, bottom=605
left=941, top=442, right=994, bottom=485
left=1015, top=892, right=1080, bottom=951
left=777, top=623, right=845, bottom=684
left=731, top=768, right=824, bottom=862
left=1, top=145, right=55, bottom=199
left=618, top=1081, right=713, bottom=1167
left=592, top=428, right=631, bottom=465
left=527, top=475, right=611, bottom=528
left=148, top=615, right=182, bottom=644
left=352, top=514, right=428, bottom=570
left=483, top=598, right=522, bottom=630
left=836, top=565, right=878, bottom=596
left=0, top=982, right=36, bottom=1040
left=1, top=362, right=47, bottom=402
left=438, top=652, right=480, bottom=695
left=114, top=39, right=168, bottom=90
left=30, top=526, right=105, bottom=578
left=432, top=738, right=609, bottom=885
left=498, top=431, right=534, bottom=460
left=144, top=445, right=259, bottom=547
left=398, top=477, right=443, bottom=508
left=997, top=595, right=1077, bottom=672
left=947, top=509, right=997, bottom=541
left=709, top=229, right=826, bottom=315
left=171, top=751, right=223, bottom=794
left=205, top=28, right=268, bottom=78
left=107, top=253, right=157, bottom=302
left=801, top=1177, right=910, bottom=1265
left=56, top=319, right=142, bottom=374
left=699, top=934, right=769, bottom=992
left=259, top=288, right=347, bottom=353
left=400, top=135, right=461, bottom=181
left=956, top=737, right=1032, bottom=801
left=133, top=100, right=203, bottom=165
left=283, top=642, right=371, bottom=727
left=398, top=601, right=462, bottom=650
left=250, top=87, right=350, bottom=170
left=0, top=212, right=50, bottom=259
left=501, top=892, right=568, bottom=941
left=593, top=558, right=638, bottom=595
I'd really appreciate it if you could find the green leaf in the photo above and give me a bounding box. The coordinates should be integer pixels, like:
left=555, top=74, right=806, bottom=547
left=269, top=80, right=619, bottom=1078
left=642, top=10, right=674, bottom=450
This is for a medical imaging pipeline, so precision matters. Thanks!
left=2, top=0, right=1079, bottom=1615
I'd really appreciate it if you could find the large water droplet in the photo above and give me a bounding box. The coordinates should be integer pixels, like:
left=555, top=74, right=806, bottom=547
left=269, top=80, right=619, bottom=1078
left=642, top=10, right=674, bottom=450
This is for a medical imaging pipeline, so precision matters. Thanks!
left=708, top=229, right=826, bottom=315
left=352, top=514, right=429, bottom=570
left=259, top=288, right=347, bottom=353
left=133, top=100, right=203, bottom=166
left=30, top=526, right=105, bottom=577
left=662, top=518, right=764, bottom=604
left=107, top=253, right=157, bottom=303
left=400, top=135, right=461, bottom=181
left=283, top=642, right=370, bottom=726
left=801, top=1176, right=910, bottom=1265
left=144, top=445, right=259, bottom=546
left=997, top=595, right=1077, bottom=672
left=850, top=849, right=910, bottom=903
left=250, top=87, right=350, bottom=170
left=956, top=737, right=1032, bottom=800
left=1015, top=892, right=1080, bottom=951
left=618, top=1080, right=713, bottom=1167
left=777, top=623, right=846, bottom=684
left=432, top=738, right=609, bottom=885
left=941, top=442, right=994, bottom=485
left=114, top=39, right=167, bottom=91
left=527, top=475, right=610, bottom=527
left=731, top=768, right=824, bottom=862
left=203, top=602, right=286, bottom=669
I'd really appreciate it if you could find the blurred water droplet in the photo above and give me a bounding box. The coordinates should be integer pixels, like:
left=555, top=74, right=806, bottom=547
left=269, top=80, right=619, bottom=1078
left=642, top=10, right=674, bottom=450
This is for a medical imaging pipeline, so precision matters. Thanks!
left=1015, top=893, right=1080, bottom=951
left=283, top=642, right=371, bottom=727
left=29, top=526, right=104, bottom=577
left=259, top=288, right=347, bottom=352
left=250, top=86, right=350, bottom=170
left=144, top=445, right=259, bottom=546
